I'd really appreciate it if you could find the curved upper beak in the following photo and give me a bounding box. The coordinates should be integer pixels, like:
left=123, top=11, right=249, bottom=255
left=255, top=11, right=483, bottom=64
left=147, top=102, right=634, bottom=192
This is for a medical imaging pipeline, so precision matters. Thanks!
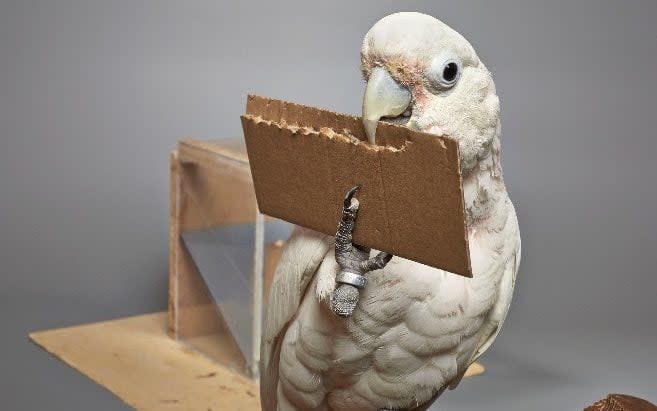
left=362, top=66, right=411, bottom=144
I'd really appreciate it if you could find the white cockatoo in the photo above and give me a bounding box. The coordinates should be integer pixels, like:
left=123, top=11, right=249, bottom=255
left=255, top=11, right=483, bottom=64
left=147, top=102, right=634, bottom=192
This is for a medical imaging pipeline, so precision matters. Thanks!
left=261, top=12, right=521, bottom=411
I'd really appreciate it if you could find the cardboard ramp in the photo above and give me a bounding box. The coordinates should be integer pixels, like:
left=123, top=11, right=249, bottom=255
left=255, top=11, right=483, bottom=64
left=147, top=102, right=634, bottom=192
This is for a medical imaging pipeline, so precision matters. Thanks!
left=29, top=312, right=484, bottom=410
left=29, top=313, right=261, bottom=410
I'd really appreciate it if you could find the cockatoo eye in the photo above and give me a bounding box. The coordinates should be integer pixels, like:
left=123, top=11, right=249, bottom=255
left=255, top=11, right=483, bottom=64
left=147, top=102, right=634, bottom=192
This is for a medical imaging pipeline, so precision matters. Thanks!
left=427, top=56, right=461, bottom=90
left=442, top=62, right=458, bottom=83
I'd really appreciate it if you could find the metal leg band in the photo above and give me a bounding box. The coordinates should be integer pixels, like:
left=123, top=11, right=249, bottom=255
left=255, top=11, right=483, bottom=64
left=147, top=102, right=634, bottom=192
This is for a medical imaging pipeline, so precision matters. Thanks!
left=336, top=270, right=367, bottom=289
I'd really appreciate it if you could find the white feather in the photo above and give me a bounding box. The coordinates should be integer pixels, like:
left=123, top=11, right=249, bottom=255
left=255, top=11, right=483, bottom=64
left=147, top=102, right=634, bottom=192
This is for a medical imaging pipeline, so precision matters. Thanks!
left=260, top=226, right=332, bottom=411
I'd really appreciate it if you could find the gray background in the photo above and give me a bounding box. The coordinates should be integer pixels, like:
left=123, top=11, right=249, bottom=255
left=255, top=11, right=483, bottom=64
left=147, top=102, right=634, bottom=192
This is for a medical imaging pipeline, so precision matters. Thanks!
left=1, top=0, right=656, bottom=409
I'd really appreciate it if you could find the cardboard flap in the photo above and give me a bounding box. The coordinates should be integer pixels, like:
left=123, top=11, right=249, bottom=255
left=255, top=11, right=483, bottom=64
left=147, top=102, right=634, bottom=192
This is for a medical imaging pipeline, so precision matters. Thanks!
left=241, top=95, right=471, bottom=277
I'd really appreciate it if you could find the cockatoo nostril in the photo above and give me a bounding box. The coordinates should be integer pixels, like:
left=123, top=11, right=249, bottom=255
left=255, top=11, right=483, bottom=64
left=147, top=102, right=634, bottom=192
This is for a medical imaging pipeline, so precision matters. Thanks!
left=362, top=66, right=411, bottom=144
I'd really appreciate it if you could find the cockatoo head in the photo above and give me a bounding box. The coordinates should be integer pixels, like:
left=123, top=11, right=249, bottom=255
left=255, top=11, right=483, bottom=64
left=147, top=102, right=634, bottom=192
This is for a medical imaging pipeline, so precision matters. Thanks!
left=361, top=12, right=500, bottom=171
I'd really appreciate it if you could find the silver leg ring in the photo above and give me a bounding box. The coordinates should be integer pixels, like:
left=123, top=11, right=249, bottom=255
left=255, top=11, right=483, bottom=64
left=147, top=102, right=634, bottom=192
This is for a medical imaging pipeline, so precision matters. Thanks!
left=336, top=270, right=367, bottom=289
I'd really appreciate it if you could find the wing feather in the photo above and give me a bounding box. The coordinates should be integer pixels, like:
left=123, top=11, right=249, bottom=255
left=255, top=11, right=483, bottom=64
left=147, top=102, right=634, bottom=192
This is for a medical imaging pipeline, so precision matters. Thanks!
left=260, top=226, right=332, bottom=411
left=472, top=228, right=521, bottom=362
left=449, top=211, right=521, bottom=390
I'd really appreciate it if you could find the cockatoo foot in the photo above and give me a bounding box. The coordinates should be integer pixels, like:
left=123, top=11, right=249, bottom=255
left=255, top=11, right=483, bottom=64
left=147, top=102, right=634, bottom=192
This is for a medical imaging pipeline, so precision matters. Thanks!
left=330, top=186, right=393, bottom=317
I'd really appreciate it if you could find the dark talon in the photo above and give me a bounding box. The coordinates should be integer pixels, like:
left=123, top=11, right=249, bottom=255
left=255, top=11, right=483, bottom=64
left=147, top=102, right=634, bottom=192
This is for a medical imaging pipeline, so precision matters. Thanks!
left=343, top=185, right=360, bottom=209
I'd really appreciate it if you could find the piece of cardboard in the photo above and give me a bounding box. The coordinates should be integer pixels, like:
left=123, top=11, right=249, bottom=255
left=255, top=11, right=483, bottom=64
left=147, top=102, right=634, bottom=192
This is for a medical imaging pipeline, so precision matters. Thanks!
left=241, top=95, right=471, bottom=277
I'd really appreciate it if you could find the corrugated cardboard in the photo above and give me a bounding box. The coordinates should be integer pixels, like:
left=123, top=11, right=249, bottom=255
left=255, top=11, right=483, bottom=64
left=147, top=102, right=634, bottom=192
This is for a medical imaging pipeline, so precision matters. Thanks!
left=241, top=95, right=471, bottom=277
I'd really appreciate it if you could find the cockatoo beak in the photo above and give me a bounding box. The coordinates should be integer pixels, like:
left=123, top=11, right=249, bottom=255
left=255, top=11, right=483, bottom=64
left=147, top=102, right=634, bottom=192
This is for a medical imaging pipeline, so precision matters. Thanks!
left=362, top=66, right=412, bottom=145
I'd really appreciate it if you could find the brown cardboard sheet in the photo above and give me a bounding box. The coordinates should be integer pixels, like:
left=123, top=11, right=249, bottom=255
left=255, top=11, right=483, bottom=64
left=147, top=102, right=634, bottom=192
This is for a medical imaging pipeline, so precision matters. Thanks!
left=241, top=95, right=471, bottom=277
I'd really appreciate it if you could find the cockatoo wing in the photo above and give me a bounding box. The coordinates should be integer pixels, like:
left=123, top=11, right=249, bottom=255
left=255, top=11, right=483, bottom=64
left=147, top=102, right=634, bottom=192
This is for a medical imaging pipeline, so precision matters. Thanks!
left=448, top=210, right=521, bottom=390
left=472, top=240, right=521, bottom=362
left=260, top=225, right=332, bottom=411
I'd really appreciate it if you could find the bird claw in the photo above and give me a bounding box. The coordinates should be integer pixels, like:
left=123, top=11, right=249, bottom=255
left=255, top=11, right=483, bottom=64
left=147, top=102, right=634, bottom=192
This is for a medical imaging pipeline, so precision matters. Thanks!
left=343, top=185, right=360, bottom=209
left=332, top=186, right=394, bottom=318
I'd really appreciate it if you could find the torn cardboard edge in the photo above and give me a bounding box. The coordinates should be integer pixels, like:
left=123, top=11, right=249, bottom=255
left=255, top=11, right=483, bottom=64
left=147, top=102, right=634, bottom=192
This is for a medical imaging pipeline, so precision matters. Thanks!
left=241, top=95, right=472, bottom=277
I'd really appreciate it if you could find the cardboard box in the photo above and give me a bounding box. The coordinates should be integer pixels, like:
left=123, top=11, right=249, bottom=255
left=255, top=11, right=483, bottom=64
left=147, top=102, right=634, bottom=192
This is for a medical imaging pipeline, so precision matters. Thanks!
left=241, top=95, right=471, bottom=277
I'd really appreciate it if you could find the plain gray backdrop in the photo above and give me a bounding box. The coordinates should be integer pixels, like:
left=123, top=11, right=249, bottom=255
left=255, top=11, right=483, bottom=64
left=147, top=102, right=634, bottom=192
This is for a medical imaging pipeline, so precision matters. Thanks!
left=2, top=0, right=656, bottom=410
